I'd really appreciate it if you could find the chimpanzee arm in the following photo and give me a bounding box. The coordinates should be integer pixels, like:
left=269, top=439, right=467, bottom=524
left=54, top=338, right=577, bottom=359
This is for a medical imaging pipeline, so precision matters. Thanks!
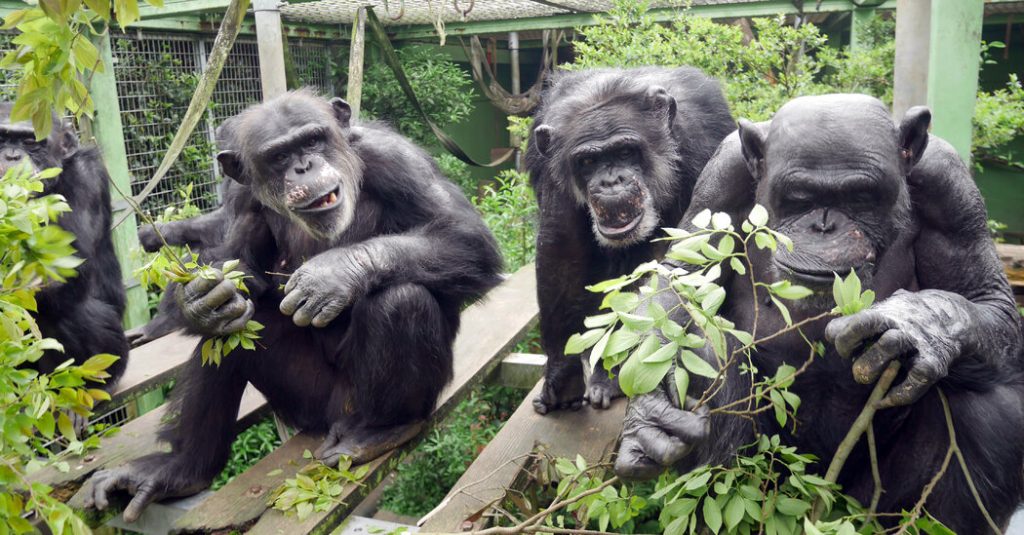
left=825, top=136, right=1023, bottom=408
left=280, top=182, right=502, bottom=328
left=137, top=208, right=230, bottom=253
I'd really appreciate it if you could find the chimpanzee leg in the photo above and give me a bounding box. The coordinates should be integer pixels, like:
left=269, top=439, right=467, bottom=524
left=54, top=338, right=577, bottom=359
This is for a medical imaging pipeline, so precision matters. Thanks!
left=870, top=384, right=1024, bottom=532
left=315, top=283, right=457, bottom=464
left=85, top=340, right=249, bottom=522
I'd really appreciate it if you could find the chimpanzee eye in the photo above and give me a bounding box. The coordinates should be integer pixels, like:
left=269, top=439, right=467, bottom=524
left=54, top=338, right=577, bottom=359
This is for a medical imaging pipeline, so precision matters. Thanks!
left=273, top=152, right=289, bottom=164
left=619, top=147, right=634, bottom=158
left=305, top=136, right=320, bottom=148
left=579, top=157, right=594, bottom=167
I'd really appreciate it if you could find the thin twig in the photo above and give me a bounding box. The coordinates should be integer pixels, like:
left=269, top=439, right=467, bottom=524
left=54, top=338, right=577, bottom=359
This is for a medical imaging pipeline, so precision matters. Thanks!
left=810, top=361, right=901, bottom=521
left=940, top=390, right=1002, bottom=534
left=470, top=476, right=620, bottom=535
left=867, top=423, right=882, bottom=517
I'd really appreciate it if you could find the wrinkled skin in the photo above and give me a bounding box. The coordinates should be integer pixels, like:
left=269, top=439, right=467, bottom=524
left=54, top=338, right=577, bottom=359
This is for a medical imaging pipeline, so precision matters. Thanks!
left=85, top=90, right=503, bottom=522
left=528, top=67, right=735, bottom=415
left=615, top=95, right=1024, bottom=532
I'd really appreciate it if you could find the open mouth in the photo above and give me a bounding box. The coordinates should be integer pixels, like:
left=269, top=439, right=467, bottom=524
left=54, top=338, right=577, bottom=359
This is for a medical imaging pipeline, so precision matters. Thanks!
left=596, top=212, right=643, bottom=239
left=295, top=186, right=340, bottom=213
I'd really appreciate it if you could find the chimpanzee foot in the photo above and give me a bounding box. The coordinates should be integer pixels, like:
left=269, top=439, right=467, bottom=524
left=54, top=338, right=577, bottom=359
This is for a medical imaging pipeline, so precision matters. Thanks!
left=585, top=371, right=623, bottom=410
left=532, top=370, right=586, bottom=415
left=84, top=455, right=209, bottom=523
left=315, top=420, right=426, bottom=466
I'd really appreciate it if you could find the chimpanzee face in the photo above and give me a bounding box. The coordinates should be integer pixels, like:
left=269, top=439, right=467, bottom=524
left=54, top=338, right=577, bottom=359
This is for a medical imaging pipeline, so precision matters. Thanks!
left=739, top=95, right=928, bottom=312
left=533, top=86, right=680, bottom=249
left=217, top=92, right=364, bottom=240
left=0, top=103, right=78, bottom=185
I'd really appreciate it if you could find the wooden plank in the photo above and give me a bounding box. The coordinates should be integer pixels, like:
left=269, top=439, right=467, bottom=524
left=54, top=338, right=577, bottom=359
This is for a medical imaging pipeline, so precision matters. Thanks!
left=999, top=244, right=1024, bottom=295
left=107, top=331, right=198, bottom=407
left=190, top=265, right=538, bottom=535
left=490, top=352, right=546, bottom=390
left=29, top=385, right=266, bottom=508
left=418, top=380, right=626, bottom=533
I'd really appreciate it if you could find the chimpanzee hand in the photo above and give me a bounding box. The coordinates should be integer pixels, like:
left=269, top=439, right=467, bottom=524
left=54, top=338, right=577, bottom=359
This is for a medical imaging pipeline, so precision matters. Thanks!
left=614, top=386, right=709, bottom=481
left=176, top=271, right=254, bottom=336
left=137, top=223, right=164, bottom=253
left=84, top=455, right=209, bottom=523
left=825, top=289, right=980, bottom=409
left=279, top=248, right=366, bottom=328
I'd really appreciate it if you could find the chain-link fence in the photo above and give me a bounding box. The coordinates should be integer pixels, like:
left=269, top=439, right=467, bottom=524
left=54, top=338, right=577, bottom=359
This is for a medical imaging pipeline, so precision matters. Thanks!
left=112, top=32, right=337, bottom=217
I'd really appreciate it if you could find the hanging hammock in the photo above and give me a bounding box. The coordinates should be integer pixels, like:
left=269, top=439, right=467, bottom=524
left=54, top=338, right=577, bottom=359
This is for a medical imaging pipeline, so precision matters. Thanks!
left=460, top=28, right=563, bottom=116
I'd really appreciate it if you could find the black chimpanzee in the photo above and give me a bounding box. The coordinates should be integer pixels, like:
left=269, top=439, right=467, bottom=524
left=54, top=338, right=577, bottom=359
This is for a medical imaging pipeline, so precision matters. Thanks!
left=527, top=67, right=735, bottom=414
left=84, top=90, right=502, bottom=522
left=614, top=94, right=1024, bottom=531
left=0, top=104, right=130, bottom=386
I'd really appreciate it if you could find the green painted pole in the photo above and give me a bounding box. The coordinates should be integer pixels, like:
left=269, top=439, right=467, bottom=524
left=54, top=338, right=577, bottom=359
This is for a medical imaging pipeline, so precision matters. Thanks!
left=89, top=31, right=150, bottom=328
left=850, top=7, right=875, bottom=50
left=926, top=0, right=984, bottom=162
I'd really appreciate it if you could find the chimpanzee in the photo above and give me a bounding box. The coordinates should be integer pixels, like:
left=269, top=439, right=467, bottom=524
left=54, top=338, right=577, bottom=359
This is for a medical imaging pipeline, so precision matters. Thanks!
left=614, top=94, right=1024, bottom=531
left=0, top=104, right=130, bottom=386
left=85, top=90, right=503, bottom=522
left=527, top=67, right=735, bottom=414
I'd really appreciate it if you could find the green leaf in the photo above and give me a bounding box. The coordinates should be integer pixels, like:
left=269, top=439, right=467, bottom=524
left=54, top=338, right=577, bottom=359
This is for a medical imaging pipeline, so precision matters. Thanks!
left=724, top=494, right=745, bottom=531
left=691, top=209, right=712, bottom=229
left=619, top=312, right=654, bottom=332
left=619, top=336, right=671, bottom=396
left=700, top=286, right=726, bottom=314
left=729, top=257, right=747, bottom=275
left=717, top=234, right=735, bottom=256
left=770, top=389, right=787, bottom=427
left=607, top=291, right=640, bottom=313
left=642, top=341, right=678, bottom=364
left=703, top=496, right=723, bottom=534
left=666, top=247, right=707, bottom=265
left=711, top=212, right=731, bottom=230
left=37, top=411, right=55, bottom=438
left=605, top=329, right=642, bottom=355
left=771, top=282, right=813, bottom=301
left=589, top=329, right=612, bottom=371
left=565, top=328, right=604, bottom=355
left=679, top=350, right=718, bottom=379
left=584, top=312, right=616, bottom=328
left=57, top=411, right=75, bottom=440
left=748, top=204, right=769, bottom=227
left=775, top=496, right=810, bottom=516
left=673, top=366, right=690, bottom=403
left=770, top=296, right=792, bottom=326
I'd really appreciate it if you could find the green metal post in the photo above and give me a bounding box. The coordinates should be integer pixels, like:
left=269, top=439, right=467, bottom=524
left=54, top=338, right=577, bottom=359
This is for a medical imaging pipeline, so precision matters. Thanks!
left=90, top=31, right=150, bottom=328
left=850, top=7, right=875, bottom=50
left=926, top=0, right=984, bottom=161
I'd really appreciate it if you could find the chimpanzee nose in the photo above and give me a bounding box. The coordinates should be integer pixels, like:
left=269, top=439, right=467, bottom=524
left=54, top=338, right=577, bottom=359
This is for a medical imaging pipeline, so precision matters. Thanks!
left=599, top=173, right=629, bottom=189
left=812, top=208, right=836, bottom=233
left=294, top=157, right=313, bottom=174
left=2, top=149, right=21, bottom=162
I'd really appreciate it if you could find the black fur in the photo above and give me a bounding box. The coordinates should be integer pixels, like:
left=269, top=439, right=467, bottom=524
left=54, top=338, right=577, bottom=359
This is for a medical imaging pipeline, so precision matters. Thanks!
left=526, top=67, right=734, bottom=414
left=0, top=103, right=129, bottom=386
left=84, top=90, right=502, bottom=522
left=615, top=95, right=1024, bottom=532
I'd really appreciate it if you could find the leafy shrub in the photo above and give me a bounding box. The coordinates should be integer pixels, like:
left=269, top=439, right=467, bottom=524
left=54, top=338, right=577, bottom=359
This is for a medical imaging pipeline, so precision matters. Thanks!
left=212, top=417, right=282, bottom=490
left=473, top=170, right=537, bottom=273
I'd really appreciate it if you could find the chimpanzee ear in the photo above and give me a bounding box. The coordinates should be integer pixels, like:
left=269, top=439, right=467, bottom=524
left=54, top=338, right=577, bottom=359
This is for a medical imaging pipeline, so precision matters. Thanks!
left=533, top=125, right=554, bottom=157
left=217, top=150, right=249, bottom=185
left=898, top=106, right=930, bottom=176
left=329, top=98, right=352, bottom=129
left=644, top=85, right=677, bottom=128
left=737, top=119, right=767, bottom=181
left=58, top=120, right=78, bottom=156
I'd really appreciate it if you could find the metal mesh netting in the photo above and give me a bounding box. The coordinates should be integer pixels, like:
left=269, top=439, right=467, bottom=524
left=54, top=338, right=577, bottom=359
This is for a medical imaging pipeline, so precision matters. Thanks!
left=113, top=32, right=336, bottom=217
left=280, top=0, right=749, bottom=25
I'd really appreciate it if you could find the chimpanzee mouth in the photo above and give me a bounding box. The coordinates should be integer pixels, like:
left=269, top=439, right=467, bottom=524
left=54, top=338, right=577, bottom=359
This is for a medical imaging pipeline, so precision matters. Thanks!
left=295, top=186, right=341, bottom=213
left=596, top=212, right=644, bottom=239
left=773, top=255, right=868, bottom=286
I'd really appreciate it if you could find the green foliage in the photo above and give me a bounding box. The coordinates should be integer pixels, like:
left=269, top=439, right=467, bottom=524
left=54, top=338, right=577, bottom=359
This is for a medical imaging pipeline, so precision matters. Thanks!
left=472, top=170, right=537, bottom=272
left=973, top=73, right=1024, bottom=170
left=434, top=153, right=475, bottom=197
left=268, top=450, right=370, bottom=521
left=212, top=417, right=282, bottom=490
left=0, top=0, right=164, bottom=138
left=359, top=46, right=475, bottom=148
left=0, top=165, right=119, bottom=534
left=380, top=385, right=523, bottom=516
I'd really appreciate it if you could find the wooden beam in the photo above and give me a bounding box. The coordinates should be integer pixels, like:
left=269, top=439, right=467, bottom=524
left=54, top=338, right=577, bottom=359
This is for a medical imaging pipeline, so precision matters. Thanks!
left=346, top=6, right=366, bottom=121
left=89, top=31, right=150, bottom=329
left=170, top=265, right=540, bottom=534
left=254, top=0, right=288, bottom=99
left=418, top=381, right=626, bottom=532
left=893, top=0, right=931, bottom=119
left=490, top=352, right=546, bottom=390
left=107, top=331, right=198, bottom=407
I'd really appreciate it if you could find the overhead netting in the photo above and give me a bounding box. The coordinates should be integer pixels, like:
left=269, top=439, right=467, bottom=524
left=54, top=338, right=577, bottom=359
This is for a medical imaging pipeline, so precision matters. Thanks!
left=280, top=0, right=749, bottom=26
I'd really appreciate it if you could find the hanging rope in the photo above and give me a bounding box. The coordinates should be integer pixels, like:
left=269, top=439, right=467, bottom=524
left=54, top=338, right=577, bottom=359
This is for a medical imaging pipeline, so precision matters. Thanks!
left=459, top=29, right=562, bottom=116
left=364, top=7, right=513, bottom=167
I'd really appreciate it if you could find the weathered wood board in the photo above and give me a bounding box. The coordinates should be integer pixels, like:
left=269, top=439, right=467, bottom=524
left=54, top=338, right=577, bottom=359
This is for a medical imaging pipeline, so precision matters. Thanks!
left=108, top=330, right=198, bottom=407
left=418, top=380, right=626, bottom=533
left=172, top=265, right=539, bottom=534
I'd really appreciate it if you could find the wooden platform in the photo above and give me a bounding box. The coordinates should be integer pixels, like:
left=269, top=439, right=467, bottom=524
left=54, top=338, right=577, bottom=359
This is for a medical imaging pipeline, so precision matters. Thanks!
left=36, top=265, right=539, bottom=534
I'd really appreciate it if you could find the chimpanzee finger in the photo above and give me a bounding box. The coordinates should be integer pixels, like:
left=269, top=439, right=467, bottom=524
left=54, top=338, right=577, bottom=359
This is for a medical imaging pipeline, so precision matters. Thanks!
left=199, top=279, right=239, bottom=311
left=614, top=437, right=666, bottom=481
left=123, top=480, right=159, bottom=523
left=635, top=426, right=689, bottom=467
left=878, top=354, right=944, bottom=409
left=283, top=269, right=304, bottom=296
left=653, top=403, right=710, bottom=444
left=183, top=271, right=223, bottom=299
left=279, top=282, right=308, bottom=316
left=311, top=300, right=345, bottom=328
left=825, top=311, right=894, bottom=358
left=88, top=470, right=123, bottom=511
left=292, top=297, right=322, bottom=327
left=851, top=330, right=913, bottom=385
left=219, top=299, right=254, bottom=334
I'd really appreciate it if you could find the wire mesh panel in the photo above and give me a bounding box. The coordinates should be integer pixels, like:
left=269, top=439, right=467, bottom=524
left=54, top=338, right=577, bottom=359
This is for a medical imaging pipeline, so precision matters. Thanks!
left=204, top=38, right=263, bottom=130
left=113, top=33, right=220, bottom=216
left=289, top=38, right=337, bottom=96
